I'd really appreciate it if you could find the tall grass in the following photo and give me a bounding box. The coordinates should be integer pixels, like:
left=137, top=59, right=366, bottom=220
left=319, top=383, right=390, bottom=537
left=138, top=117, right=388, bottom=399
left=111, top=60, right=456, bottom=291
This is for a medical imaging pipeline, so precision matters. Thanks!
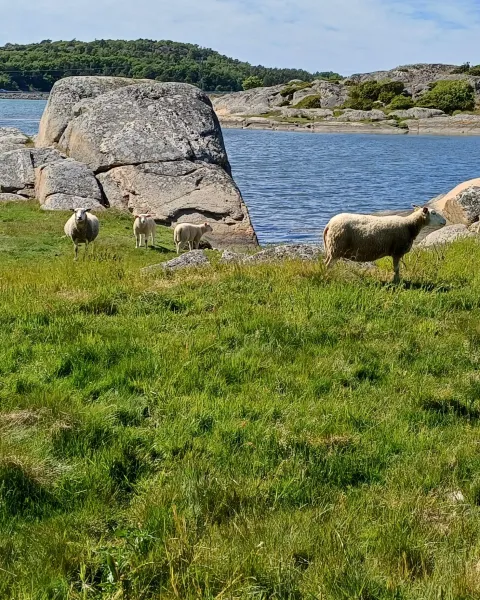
left=1, top=202, right=480, bottom=599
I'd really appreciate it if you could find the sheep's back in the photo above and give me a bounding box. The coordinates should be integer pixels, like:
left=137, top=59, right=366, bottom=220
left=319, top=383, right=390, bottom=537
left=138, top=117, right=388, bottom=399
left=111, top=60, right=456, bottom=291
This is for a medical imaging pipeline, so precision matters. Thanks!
left=327, top=214, right=412, bottom=261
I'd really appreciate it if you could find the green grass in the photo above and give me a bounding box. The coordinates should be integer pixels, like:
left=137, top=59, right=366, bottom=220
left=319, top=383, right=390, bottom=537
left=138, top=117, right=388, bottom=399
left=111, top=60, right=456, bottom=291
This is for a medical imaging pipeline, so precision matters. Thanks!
left=2, top=202, right=480, bottom=598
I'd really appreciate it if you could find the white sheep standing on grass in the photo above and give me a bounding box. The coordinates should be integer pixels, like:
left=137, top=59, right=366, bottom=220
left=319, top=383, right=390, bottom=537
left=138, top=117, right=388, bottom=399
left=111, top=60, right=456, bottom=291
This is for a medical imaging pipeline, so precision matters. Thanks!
left=133, top=214, right=156, bottom=249
left=173, top=222, right=213, bottom=254
left=64, top=208, right=100, bottom=260
left=323, top=206, right=446, bottom=282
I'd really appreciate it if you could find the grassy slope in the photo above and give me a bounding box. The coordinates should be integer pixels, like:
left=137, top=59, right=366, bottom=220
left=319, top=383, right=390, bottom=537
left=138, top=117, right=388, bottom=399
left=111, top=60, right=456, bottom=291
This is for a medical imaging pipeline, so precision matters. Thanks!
left=1, top=202, right=480, bottom=599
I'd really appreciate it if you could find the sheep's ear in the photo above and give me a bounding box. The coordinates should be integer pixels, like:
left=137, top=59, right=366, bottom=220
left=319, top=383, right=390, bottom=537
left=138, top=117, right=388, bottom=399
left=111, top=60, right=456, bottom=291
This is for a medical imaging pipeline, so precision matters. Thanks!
left=423, top=206, right=429, bottom=214
left=85, top=209, right=91, bottom=213
left=205, top=222, right=209, bottom=226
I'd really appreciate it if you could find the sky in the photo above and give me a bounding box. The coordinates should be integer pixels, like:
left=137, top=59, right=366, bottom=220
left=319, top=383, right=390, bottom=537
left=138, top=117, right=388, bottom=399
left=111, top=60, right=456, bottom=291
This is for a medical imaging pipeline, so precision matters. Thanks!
left=0, top=0, right=479, bottom=75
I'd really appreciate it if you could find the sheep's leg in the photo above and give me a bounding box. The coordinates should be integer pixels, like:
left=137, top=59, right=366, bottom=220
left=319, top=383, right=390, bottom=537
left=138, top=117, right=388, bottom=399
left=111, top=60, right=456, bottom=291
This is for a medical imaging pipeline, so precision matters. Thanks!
left=324, top=255, right=336, bottom=268
left=151, top=232, right=156, bottom=247
left=74, top=243, right=78, bottom=261
left=144, top=234, right=148, bottom=249
left=393, top=256, right=401, bottom=283
left=188, top=241, right=194, bottom=251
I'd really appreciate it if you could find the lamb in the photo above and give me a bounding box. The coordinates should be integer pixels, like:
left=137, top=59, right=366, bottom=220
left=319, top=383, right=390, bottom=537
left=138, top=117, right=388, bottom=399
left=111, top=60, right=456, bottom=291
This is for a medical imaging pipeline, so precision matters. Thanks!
left=133, top=214, right=156, bottom=249
left=323, top=206, right=446, bottom=282
left=64, top=208, right=100, bottom=260
left=173, top=222, right=213, bottom=254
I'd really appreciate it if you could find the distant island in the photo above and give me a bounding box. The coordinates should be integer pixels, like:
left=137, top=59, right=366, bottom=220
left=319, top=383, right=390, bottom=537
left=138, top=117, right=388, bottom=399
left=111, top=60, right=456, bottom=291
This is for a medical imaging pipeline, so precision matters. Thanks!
left=0, top=39, right=340, bottom=93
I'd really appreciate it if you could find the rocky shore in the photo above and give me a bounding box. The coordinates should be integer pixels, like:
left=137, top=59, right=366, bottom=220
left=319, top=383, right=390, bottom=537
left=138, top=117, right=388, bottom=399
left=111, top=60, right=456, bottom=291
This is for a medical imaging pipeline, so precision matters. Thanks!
left=0, top=92, right=49, bottom=100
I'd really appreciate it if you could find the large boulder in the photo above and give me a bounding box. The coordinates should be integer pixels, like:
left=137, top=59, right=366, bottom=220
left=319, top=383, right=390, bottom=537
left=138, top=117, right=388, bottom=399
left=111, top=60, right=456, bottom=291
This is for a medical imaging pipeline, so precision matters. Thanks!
left=430, top=178, right=480, bottom=224
left=336, top=109, right=387, bottom=122
left=35, top=158, right=105, bottom=211
left=419, top=224, right=475, bottom=247
left=37, top=79, right=257, bottom=248
left=0, top=148, right=65, bottom=197
left=36, top=76, right=152, bottom=148
left=57, top=82, right=230, bottom=173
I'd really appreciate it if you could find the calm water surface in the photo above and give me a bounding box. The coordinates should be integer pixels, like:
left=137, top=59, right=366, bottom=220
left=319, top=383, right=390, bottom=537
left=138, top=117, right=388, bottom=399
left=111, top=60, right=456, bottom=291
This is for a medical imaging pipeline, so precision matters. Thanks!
left=2, top=99, right=480, bottom=245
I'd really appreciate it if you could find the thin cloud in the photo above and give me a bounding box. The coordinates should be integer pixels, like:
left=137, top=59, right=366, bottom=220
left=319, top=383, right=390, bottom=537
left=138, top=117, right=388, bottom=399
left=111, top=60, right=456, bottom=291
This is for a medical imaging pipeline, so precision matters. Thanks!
left=0, top=0, right=479, bottom=73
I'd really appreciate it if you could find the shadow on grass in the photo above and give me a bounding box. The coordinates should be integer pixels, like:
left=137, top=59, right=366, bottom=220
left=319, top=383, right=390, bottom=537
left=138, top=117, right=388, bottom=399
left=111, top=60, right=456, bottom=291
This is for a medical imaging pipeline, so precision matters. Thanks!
left=421, top=397, right=480, bottom=420
left=376, top=280, right=454, bottom=293
left=149, top=245, right=171, bottom=254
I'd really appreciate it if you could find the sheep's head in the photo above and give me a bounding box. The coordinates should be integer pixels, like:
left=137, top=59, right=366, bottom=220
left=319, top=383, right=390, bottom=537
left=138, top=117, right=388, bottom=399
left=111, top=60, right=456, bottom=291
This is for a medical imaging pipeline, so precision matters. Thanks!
left=72, top=208, right=91, bottom=224
left=412, top=205, right=447, bottom=228
left=135, top=214, right=152, bottom=225
left=203, top=222, right=213, bottom=233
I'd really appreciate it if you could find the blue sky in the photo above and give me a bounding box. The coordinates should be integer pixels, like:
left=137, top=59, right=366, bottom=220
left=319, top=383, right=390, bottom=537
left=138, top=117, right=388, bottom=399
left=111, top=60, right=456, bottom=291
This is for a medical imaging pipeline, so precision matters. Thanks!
left=0, top=0, right=479, bottom=74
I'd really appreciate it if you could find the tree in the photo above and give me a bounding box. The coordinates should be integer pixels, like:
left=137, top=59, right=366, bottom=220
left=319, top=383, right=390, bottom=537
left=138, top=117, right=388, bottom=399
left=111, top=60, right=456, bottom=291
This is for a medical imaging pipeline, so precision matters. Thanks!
left=242, top=76, right=263, bottom=90
left=417, top=80, right=475, bottom=114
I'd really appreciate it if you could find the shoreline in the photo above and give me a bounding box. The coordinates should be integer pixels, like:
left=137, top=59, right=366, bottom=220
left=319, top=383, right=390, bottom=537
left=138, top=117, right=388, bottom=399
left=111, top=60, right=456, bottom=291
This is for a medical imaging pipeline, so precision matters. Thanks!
left=0, top=92, right=49, bottom=100
left=219, top=117, right=480, bottom=136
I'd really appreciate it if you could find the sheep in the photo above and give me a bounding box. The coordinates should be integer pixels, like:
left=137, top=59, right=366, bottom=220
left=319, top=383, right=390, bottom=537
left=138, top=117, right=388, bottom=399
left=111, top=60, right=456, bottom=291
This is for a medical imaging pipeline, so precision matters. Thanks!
left=323, top=205, right=446, bottom=282
left=64, top=208, right=100, bottom=260
left=133, top=214, right=156, bottom=249
left=173, top=222, right=213, bottom=254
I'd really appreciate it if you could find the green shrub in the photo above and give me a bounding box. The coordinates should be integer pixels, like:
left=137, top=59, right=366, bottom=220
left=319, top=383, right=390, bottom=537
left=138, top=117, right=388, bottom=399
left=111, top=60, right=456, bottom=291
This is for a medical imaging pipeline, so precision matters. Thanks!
left=293, top=94, right=322, bottom=109
left=344, top=80, right=406, bottom=110
left=242, top=76, right=264, bottom=90
left=451, top=62, right=471, bottom=74
left=469, top=65, right=480, bottom=76
left=416, top=80, right=475, bottom=114
left=278, top=99, right=290, bottom=107
left=388, top=95, right=414, bottom=110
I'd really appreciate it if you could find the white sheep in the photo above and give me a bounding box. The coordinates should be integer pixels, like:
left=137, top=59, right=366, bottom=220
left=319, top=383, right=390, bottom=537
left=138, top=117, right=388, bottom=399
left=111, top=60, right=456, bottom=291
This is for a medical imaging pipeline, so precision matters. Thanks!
left=323, top=206, right=446, bottom=282
left=64, top=208, right=100, bottom=260
left=173, top=222, right=213, bottom=254
left=133, top=214, right=156, bottom=249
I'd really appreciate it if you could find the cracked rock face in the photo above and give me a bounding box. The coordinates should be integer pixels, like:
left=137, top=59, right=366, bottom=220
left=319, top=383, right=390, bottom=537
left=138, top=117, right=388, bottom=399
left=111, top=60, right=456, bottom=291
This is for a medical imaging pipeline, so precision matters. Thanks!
left=35, top=158, right=105, bottom=211
left=0, top=148, right=65, bottom=197
left=35, top=77, right=257, bottom=248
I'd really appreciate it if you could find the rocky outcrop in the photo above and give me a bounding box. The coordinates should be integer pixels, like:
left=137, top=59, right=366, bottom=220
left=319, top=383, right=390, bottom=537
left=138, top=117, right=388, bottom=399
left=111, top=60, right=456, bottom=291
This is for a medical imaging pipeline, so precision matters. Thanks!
left=35, top=158, right=105, bottom=211
left=0, top=148, right=65, bottom=197
left=0, top=193, right=30, bottom=202
left=144, top=250, right=210, bottom=272
left=407, top=114, right=480, bottom=135
left=36, top=76, right=152, bottom=148
left=0, top=127, right=30, bottom=154
left=33, top=77, right=257, bottom=248
left=419, top=224, right=475, bottom=247
left=430, top=178, right=480, bottom=223
left=389, top=108, right=445, bottom=119
left=336, top=109, right=387, bottom=122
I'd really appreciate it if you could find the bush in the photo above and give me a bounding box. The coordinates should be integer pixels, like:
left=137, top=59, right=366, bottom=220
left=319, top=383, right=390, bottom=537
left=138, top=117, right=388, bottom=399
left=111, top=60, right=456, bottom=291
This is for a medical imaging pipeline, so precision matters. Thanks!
left=469, top=65, right=480, bottom=76
left=416, top=80, right=475, bottom=114
left=294, top=94, right=322, bottom=109
left=388, top=95, right=414, bottom=110
left=344, top=80, right=406, bottom=110
left=451, top=62, right=471, bottom=74
left=242, top=76, right=264, bottom=90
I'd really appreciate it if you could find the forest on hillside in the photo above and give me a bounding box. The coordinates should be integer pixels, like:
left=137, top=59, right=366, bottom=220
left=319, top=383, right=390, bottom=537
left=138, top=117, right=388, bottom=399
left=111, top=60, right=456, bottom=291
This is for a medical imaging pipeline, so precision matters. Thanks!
left=0, top=39, right=340, bottom=92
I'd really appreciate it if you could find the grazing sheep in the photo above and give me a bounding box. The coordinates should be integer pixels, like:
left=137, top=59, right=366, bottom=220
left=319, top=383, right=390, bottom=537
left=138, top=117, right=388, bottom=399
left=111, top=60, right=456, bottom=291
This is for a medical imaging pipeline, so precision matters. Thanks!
left=64, top=208, right=100, bottom=260
left=133, top=214, right=156, bottom=249
left=173, top=222, right=213, bottom=254
left=323, top=206, right=446, bottom=282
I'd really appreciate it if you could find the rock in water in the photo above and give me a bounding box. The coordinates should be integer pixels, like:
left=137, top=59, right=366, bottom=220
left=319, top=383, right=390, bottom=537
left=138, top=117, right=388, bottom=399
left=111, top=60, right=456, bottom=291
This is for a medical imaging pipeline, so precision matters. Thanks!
left=37, top=78, right=257, bottom=248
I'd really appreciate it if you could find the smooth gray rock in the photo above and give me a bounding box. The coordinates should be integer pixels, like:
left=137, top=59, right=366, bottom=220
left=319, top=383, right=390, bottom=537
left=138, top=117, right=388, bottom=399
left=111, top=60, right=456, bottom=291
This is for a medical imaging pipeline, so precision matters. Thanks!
left=0, top=193, right=30, bottom=201
left=442, top=186, right=480, bottom=225
left=419, top=224, right=475, bottom=247
left=35, top=158, right=103, bottom=209
left=280, top=108, right=333, bottom=118
left=41, top=194, right=106, bottom=211
left=58, top=82, right=230, bottom=173
left=245, top=244, right=323, bottom=263
left=0, top=127, right=29, bottom=154
left=469, top=221, right=480, bottom=234
left=336, top=109, right=387, bottom=122
left=36, top=76, right=153, bottom=147
left=0, top=149, right=35, bottom=195
left=144, top=250, right=210, bottom=272
left=389, top=108, right=444, bottom=119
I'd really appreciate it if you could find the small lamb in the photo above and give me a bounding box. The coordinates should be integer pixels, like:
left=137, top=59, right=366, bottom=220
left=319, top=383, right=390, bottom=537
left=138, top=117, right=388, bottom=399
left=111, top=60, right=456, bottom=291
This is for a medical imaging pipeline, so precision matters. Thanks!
left=64, top=208, right=100, bottom=260
left=173, top=222, right=213, bottom=254
left=323, top=205, right=446, bottom=282
left=133, top=214, right=156, bottom=249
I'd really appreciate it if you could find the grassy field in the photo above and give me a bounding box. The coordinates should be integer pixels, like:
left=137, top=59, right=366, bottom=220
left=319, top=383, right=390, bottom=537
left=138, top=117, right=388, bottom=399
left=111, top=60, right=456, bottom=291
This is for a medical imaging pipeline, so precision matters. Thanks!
left=1, top=202, right=480, bottom=599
